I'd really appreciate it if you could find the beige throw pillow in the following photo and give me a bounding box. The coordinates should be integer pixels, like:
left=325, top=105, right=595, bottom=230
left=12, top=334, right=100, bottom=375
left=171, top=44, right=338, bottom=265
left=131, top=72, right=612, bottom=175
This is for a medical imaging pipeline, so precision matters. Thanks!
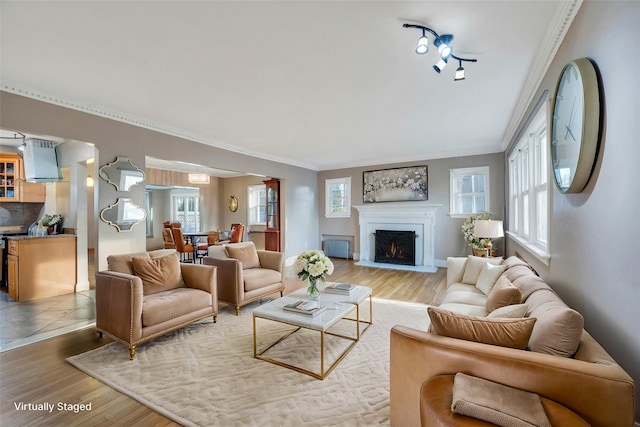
left=226, top=243, right=261, bottom=269
left=132, top=253, right=185, bottom=295
left=475, top=263, right=508, bottom=295
left=427, top=307, right=536, bottom=350
left=487, top=303, right=528, bottom=319
left=462, top=255, right=503, bottom=285
left=486, top=276, right=522, bottom=313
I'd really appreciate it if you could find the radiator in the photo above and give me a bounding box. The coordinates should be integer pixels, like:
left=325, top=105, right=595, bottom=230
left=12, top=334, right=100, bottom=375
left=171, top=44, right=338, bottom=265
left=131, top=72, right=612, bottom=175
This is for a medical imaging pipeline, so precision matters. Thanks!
left=324, top=239, right=350, bottom=259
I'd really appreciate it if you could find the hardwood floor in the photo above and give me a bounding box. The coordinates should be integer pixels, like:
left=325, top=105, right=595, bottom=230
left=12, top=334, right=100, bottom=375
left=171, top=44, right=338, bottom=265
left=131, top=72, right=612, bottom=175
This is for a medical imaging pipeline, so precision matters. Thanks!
left=0, top=258, right=446, bottom=426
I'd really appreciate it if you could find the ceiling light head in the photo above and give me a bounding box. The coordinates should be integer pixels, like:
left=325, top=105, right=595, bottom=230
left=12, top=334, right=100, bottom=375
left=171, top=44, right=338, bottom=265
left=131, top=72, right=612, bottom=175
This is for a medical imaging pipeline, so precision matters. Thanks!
left=433, top=58, right=448, bottom=73
left=435, top=34, right=454, bottom=59
left=415, top=35, right=429, bottom=55
left=454, top=61, right=465, bottom=81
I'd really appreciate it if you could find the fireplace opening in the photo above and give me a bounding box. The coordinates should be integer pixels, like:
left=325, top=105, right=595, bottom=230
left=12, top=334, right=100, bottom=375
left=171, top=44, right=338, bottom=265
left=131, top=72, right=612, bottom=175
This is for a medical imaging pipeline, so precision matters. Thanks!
left=374, top=230, right=416, bottom=266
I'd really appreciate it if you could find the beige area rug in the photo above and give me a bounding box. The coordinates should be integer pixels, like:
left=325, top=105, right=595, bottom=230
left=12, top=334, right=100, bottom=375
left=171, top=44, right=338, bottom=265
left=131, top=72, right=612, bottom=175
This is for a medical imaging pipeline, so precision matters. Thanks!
left=67, top=298, right=429, bottom=426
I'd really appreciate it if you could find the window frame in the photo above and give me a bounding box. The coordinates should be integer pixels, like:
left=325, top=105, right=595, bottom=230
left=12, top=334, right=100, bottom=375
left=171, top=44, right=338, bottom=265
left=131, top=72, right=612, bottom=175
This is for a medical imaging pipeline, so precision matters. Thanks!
left=449, top=166, right=490, bottom=218
left=247, top=184, right=267, bottom=226
left=171, top=191, right=201, bottom=233
left=325, top=177, right=351, bottom=218
left=507, top=101, right=550, bottom=264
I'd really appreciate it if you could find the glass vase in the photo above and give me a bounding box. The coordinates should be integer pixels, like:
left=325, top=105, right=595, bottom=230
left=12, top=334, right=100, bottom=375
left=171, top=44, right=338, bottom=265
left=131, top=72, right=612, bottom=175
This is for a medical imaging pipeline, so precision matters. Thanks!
left=307, top=278, right=320, bottom=299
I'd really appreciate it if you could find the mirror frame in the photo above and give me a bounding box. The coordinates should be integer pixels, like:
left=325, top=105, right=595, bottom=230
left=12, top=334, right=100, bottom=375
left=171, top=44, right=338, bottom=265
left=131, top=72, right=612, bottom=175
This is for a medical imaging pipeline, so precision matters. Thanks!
left=100, top=197, right=147, bottom=232
left=99, top=156, right=146, bottom=191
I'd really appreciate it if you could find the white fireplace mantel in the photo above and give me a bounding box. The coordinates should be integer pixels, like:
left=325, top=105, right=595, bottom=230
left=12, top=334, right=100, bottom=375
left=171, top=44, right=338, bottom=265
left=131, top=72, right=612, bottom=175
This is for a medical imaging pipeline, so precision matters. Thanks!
left=354, top=202, right=441, bottom=272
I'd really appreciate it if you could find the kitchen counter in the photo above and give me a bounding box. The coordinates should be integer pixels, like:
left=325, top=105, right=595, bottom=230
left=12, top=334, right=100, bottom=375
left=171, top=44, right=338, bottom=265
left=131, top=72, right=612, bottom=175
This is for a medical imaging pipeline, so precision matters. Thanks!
left=6, top=234, right=77, bottom=301
left=6, top=234, right=75, bottom=240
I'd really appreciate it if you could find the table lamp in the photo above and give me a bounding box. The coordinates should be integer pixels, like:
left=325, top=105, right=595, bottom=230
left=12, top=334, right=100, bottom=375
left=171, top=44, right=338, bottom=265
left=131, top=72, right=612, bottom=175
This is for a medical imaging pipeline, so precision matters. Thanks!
left=473, top=220, right=504, bottom=257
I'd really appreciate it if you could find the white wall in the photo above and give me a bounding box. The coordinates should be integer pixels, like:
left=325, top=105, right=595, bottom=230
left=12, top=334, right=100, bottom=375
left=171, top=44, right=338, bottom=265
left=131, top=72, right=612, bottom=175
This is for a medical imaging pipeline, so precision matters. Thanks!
left=0, top=92, right=320, bottom=271
left=505, top=1, right=640, bottom=419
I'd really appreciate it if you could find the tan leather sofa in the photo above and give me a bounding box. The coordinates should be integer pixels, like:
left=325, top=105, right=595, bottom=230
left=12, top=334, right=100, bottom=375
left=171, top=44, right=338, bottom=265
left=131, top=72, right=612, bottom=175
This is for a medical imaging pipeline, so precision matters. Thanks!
left=203, top=242, right=285, bottom=315
left=96, top=249, right=217, bottom=359
left=390, top=256, right=635, bottom=427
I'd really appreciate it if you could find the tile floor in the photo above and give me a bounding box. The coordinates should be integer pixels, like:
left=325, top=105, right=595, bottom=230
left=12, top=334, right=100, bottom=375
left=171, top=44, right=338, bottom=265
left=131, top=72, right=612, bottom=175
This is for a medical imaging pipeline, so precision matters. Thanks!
left=0, top=289, right=96, bottom=352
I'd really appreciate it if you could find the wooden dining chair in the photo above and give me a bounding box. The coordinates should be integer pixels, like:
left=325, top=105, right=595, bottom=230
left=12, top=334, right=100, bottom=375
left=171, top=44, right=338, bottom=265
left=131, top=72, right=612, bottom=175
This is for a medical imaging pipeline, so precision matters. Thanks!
left=162, top=228, right=176, bottom=249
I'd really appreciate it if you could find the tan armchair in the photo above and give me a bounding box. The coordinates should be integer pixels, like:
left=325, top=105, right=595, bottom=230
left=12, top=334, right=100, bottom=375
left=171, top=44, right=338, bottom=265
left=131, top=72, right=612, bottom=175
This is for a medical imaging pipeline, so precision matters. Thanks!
left=203, top=242, right=284, bottom=315
left=96, top=249, right=218, bottom=359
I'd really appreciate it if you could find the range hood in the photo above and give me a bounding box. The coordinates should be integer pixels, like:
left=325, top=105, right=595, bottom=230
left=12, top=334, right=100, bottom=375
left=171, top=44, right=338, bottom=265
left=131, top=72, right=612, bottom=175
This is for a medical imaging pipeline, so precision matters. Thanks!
left=23, top=138, right=61, bottom=182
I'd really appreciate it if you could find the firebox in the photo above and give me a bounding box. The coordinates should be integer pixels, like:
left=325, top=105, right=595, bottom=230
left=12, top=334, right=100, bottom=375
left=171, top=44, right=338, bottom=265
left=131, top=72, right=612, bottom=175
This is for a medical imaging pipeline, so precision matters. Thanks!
left=374, top=230, right=416, bottom=266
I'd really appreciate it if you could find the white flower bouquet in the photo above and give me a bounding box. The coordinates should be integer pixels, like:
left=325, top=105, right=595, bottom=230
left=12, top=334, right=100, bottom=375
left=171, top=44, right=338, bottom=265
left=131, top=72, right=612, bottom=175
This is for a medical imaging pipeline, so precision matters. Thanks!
left=462, top=213, right=492, bottom=249
left=293, top=250, right=334, bottom=298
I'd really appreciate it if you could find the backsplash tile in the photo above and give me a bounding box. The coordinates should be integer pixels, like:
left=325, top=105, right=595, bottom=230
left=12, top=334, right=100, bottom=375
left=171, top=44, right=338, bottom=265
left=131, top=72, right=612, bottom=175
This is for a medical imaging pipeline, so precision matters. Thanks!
left=0, top=203, right=44, bottom=233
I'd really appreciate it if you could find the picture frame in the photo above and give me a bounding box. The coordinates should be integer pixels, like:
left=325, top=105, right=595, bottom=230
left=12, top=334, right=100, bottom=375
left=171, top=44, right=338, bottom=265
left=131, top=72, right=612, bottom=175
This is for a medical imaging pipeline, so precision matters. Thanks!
left=363, top=165, right=428, bottom=203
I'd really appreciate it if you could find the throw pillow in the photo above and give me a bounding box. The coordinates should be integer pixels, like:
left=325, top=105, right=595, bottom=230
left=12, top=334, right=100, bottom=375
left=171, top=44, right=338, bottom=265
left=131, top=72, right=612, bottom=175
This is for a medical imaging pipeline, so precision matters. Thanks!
left=486, top=276, right=522, bottom=313
left=452, top=373, right=551, bottom=427
left=427, top=307, right=536, bottom=350
left=462, top=255, right=503, bottom=285
left=487, top=303, right=528, bottom=319
left=226, top=243, right=261, bottom=269
left=132, top=253, right=185, bottom=295
left=475, top=263, right=508, bottom=295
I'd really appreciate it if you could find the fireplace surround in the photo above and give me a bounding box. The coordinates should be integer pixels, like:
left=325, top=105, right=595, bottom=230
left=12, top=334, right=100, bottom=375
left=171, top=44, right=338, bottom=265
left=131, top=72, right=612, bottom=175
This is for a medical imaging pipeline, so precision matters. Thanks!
left=354, top=202, right=440, bottom=272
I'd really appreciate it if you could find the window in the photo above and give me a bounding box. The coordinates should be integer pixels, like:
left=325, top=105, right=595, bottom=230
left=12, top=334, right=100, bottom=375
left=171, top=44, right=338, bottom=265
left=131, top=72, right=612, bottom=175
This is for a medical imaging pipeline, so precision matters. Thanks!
left=508, top=102, right=549, bottom=261
left=248, top=184, right=266, bottom=225
left=449, top=167, right=490, bottom=217
left=172, top=192, right=200, bottom=233
left=325, top=177, right=351, bottom=218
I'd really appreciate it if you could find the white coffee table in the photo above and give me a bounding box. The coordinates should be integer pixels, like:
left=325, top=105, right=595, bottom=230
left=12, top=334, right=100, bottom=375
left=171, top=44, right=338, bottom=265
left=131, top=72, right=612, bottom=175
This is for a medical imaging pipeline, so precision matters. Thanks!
left=252, top=284, right=372, bottom=380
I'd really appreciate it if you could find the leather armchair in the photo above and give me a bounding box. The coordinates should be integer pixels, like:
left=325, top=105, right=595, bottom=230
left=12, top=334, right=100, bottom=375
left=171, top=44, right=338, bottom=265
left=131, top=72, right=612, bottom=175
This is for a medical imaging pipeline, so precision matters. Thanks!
left=203, top=242, right=285, bottom=315
left=96, top=250, right=218, bottom=359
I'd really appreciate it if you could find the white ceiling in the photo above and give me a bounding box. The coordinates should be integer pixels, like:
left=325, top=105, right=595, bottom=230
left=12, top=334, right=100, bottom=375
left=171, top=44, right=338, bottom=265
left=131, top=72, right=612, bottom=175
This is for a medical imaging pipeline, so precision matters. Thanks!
left=0, top=1, right=575, bottom=171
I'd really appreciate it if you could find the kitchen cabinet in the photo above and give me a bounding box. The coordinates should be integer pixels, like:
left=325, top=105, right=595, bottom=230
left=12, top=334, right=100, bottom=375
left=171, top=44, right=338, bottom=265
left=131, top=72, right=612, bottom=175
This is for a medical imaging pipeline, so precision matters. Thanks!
left=6, top=235, right=77, bottom=301
left=0, top=153, right=46, bottom=203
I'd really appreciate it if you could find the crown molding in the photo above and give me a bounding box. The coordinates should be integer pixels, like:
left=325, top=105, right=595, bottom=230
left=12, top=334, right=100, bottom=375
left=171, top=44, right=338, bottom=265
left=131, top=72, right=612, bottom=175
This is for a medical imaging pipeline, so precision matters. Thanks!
left=0, top=81, right=318, bottom=171
left=500, top=0, right=583, bottom=150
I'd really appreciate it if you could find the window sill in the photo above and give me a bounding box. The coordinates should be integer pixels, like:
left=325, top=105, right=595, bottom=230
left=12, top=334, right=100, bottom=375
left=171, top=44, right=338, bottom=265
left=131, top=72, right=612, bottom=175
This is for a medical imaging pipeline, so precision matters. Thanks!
left=324, top=214, right=351, bottom=219
left=506, top=231, right=550, bottom=266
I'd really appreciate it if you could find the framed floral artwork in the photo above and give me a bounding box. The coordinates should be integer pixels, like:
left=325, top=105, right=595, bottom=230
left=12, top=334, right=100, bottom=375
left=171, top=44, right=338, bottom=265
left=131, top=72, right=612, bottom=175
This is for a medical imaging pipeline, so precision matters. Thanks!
left=363, top=165, right=428, bottom=203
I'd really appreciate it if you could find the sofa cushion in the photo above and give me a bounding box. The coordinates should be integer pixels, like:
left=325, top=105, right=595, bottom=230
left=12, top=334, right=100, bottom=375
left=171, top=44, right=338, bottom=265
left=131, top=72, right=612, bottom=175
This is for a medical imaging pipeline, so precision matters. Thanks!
left=486, top=276, right=522, bottom=313
left=487, top=303, right=528, bottom=319
left=132, top=253, right=185, bottom=295
left=243, top=268, right=282, bottom=291
left=512, top=274, right=553, bottom=301
left=427, top=307, right=536, bottom=350
left=502, top=255, right=532, bottom=270
left=462, top=256, right=503, bottom=285
left=527, top=295, right=584, bottom=357
left=142, top=288, right=213, bottom=327
left=226, top=242, right=261, bottom=269
left=475, top=263, right=508, bottom=295
left=442, top=289, right=488, bottom=307
left=108, top=251, right=150, bottom=275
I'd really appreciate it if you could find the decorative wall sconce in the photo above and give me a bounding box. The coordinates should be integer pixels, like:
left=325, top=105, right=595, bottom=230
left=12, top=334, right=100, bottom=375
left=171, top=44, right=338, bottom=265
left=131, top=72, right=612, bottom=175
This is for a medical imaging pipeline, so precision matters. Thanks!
left=229, top=195, right=238, bottom=212
left=403, top=23, right=478, bottom=81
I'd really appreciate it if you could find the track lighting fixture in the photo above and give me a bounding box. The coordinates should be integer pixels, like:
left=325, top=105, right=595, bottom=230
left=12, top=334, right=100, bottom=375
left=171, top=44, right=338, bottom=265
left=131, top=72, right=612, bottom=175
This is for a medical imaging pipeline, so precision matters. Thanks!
left=403, top=23, right=477, bottom=81
left=455, top=60, right=466, bottom=81
left=415, top=29, right=429, bottom=55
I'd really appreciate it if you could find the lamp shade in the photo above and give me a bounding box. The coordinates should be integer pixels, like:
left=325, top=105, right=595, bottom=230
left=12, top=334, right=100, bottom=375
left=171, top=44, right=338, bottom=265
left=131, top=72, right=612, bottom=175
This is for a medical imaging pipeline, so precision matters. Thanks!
left=473, top=220, right=504, bottom=238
